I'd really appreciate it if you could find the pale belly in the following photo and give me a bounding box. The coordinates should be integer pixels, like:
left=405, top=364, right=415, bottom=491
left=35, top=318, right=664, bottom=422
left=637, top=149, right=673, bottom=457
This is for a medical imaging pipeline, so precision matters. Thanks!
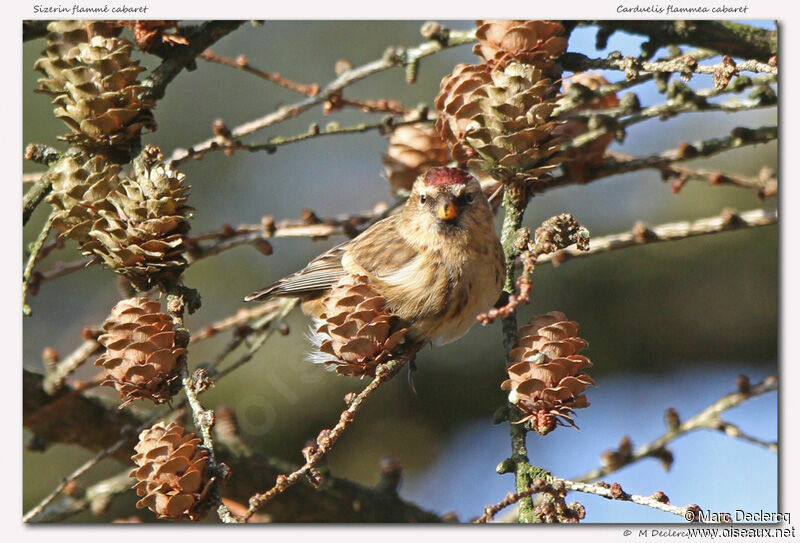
left=401, top=254, right=503, bottom=346
left=345, top=238, right=504, bottom=347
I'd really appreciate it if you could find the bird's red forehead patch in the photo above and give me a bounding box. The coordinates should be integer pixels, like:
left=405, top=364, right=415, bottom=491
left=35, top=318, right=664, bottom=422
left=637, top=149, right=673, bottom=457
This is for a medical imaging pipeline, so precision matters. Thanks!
left=423, top=167, right=471, bottom=187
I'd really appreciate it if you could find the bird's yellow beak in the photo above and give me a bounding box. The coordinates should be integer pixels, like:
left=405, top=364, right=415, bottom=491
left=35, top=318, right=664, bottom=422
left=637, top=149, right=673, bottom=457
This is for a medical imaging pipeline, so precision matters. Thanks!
left=437, top=200, right=459, bottom=221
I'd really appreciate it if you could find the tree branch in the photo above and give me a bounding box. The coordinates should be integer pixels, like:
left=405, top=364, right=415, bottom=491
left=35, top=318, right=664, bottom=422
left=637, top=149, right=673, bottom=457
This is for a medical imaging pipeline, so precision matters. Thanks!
left=199, top=50, right=320, bottom=96
left=22, top=213, right=54, bottom=316
left=539, top=126, right=778, bottom=194
left=562, top=50, right=776, bottom=80
left=167, top=27, right=476, bottom=167
left=23, top=368, right=440, bottom=522
left=588, top=20, right=777, bottom=62
left=242, top=352, right=415, bottom=521
left=557, top=478, right=697, bottom=520
left=574, top=375, right=777, bottom=483
left=143, top=21, right=245, bottom=101
left=536, top=208, right=777, bottom=267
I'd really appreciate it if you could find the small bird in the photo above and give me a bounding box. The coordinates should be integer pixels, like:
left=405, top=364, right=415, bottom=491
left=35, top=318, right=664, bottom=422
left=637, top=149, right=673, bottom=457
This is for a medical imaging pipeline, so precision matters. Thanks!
left=245, top=167, right=504, bottom=348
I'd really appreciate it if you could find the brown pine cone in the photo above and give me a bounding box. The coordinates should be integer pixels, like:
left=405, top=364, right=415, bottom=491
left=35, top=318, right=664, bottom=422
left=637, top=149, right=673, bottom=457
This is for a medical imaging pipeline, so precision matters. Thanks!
left=473, top=20, right=568, bottom=79
left=34, top=20, right=155, bottom=155
left=556, top=73, right=620, bottom=182
left=501, top=311, right=594, bottom=435
left=80, top=145, right=191, bottom=290
left=130, top=422, right=211, bottom=521
left=436, top=62, right=565, bottom=184
left=382, top=114, right=451, bottom=194
left=95, top=297, right=185, bottom=407
left=434, top=63, right=494, bottom=162
left=310, top=275, right=408, bottom=377
left=45, top=152, right=121, bottom=243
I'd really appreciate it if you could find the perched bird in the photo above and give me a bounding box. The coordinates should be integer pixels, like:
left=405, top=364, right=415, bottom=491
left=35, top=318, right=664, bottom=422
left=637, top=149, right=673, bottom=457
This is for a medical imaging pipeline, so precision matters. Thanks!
left=245, top=167, right=504, bottom=351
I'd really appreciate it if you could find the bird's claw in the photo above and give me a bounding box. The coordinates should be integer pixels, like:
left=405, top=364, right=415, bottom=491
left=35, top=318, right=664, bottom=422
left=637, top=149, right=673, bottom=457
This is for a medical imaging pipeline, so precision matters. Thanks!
left=407, top=358, right=418, bottom=395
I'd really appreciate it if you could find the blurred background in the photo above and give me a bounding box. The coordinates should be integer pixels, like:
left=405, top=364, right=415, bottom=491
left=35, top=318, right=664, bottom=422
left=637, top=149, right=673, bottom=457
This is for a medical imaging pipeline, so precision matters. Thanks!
left=22, top=20, right=777, bottom=523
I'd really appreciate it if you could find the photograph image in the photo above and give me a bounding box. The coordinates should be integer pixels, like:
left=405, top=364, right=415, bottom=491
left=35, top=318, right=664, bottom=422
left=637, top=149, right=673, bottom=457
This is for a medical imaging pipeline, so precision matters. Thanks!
left=21, top=16, right=780, bottom=530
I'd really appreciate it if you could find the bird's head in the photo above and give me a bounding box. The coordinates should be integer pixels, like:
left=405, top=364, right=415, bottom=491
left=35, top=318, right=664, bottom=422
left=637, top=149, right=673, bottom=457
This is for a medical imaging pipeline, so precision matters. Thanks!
left=405, top=168, right=489, bottom=232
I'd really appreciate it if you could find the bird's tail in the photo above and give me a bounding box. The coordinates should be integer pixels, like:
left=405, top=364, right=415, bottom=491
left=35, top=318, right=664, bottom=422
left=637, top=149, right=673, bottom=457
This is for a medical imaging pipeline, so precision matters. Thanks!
left=243, top=282, right=284, bottom=302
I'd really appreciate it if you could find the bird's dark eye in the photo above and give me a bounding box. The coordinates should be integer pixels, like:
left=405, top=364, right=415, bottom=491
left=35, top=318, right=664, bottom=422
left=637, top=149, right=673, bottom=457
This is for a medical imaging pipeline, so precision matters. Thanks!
left=420, top=194, right=427, bottom=204
left=464, top=193, right=475, bottom=204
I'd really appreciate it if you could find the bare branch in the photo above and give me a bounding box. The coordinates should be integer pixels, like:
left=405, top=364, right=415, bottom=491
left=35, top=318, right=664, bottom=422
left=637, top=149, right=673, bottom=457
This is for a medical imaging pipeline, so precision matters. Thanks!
left=575, top=375, right=777, bottom=483
left=200, top=50, right=320, bottom=96
left=539, top=126, right=778, bottom=194
left=167, top=27, right=476, bottom=167
left=242, top=351, right=415, bottom=521
left=42, top=335, right=102, bottom=395
left=184, top=114, right=431, bottom=165
left=557, top=479, right=697, bottom=520
left=562, top=50, right=776, bottom=79
left=24, top=367, right=441, bottom=522
left=537, top=208, right=777, bottom=267
left=143, top=21, right=245, bottom=101
left=23, top=213, right=54, bottom=316
left=24, top=430, right=133, bottom=522
left=587, top=20, right=777, bottom=62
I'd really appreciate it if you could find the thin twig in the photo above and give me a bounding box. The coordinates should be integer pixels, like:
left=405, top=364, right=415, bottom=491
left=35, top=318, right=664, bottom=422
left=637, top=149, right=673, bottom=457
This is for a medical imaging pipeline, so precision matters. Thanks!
left=242, top=353, right=413, bottom=521
left=564, top=96, right=776, bottom=152
left=555, top=49, right=720, bottom=117
left=586, top=20, right=777, bottom=62
left=163, top=284, right=236, bottom=523
left=22, top=144, right=62, bottom=225
left=180, top=365, right=239, bottom=523
left=540, top=126, right=778, bottom=194
left=176, top=111, right=432, bottom=164
left=475, top=486, right=542, bottom=523
left=574, top=375, right=777, bottom=483
left=23, top=429, right=133, bottom=522
left=562, top=50, right=776, bottom=79
left=23, top=213, right=54, bottom=316
left=25, top=471, right=133, bottom=523
left=536, top=208, right=777, bottom=267
left=652, top=160, right=777, bottom=198
left=42, top=337, right=102, bottom=395
left=191, top=300, right=286, bottom=343
left=496, top=186, right=542, bottom=523
left=23, top=172, right=44, bottom=184
left=200, top=50, right=319, bottom=96
left=187, top=202, right=392, bottom=262
left=478, top=213, right=589, bottom=325
left=716, top=421, right=778, bottom=452
left=215, top=298, right=298, bottom=380
left=167, top=27, right=476, bottom=167
left=143, top=21, right=245, bottom=101
left=28, top=257, right=98, bottom=298
left=556, top=478, right=696, bottom=520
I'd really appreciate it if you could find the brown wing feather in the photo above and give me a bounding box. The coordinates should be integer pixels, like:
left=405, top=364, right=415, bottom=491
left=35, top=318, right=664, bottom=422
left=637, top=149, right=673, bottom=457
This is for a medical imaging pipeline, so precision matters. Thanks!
left=244, top=214, right=420, bottom=302
left=345, top=215, right=420, bottom=279
left=244, top=242, right=349, bottom=301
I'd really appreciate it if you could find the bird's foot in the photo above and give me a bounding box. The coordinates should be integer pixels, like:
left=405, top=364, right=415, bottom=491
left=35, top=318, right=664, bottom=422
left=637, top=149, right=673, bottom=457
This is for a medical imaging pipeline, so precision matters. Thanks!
left=407, top=358, right=418, bottom=395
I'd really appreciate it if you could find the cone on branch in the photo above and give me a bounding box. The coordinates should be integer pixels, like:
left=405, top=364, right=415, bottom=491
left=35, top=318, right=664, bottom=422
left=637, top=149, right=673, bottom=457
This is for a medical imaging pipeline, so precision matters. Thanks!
left=95, top=297, right=185, bottom=408
left=435, top=62, right=565, bottom=184
left=382, top=114, right=451, bottom=194
left=555, top=73, right=620, bottom=182
left=81, top=145, right=192, bottom=289
left=473, top=20, right=568, bottom=79
left=34, top=20, right=156, bottom=156
left=130, top=422, right=212, bottom=521
left=501, top=311, right=594, bottom=435
left=45, top=152, right=121, bottom=242
left=434, top=63, right=494, bottom=163
left=310, top=275, right=408, bottom=377
left=45, top=146, right=191, bottom=289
